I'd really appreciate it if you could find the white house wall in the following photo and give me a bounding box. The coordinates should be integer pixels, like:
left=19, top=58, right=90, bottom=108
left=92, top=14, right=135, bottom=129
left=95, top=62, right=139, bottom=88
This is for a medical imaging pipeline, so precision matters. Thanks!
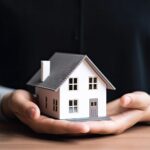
left=59, top=60, right=106, bottom=119
left=35, top=87, right=60, bottom=118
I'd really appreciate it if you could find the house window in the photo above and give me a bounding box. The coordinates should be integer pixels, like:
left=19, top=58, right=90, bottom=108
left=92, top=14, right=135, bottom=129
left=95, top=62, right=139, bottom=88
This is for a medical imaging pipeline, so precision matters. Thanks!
left=89, top=77, right=97, bottom=90
left=45, top=97, right=48, bottom=108
left=53, top=99, right=58, bottom=112
left=69, top=100, right=78, bottom=113
left=91, top=102, right=97, bottom=106
left=69, top=78, right=78, bottom=90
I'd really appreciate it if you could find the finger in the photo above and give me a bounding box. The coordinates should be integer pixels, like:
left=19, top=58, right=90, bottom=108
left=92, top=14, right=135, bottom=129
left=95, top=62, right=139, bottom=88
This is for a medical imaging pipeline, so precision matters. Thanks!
left=110, top=109, right=144, bottom=134
left=10, top=90, right=40, bottom=119
left=86, top=109, right=144, bottom=134
left=19, top=115, right=90, bottom=134
left=120, top=91, right=150, bottom=110
left=107, top=99, right=126, bottom=116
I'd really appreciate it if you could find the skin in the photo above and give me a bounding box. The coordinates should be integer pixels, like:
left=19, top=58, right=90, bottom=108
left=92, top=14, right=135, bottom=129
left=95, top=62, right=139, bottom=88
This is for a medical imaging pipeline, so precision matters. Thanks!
left=2, top=90, right=150, bottom=135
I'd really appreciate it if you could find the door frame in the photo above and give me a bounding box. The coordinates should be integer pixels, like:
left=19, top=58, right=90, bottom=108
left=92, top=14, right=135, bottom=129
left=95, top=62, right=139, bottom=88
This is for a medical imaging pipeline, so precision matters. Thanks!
left=89, top=98, right=98, bottom=118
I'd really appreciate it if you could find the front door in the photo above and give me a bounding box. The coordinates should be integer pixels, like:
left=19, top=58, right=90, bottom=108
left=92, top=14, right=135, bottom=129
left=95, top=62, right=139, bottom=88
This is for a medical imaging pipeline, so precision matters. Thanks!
left=89, top=98, right=98, bottom=118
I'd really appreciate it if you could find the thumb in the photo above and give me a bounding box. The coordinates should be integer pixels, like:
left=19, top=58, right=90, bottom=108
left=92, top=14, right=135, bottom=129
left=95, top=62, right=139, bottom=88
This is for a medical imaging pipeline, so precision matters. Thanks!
left=120, top=91, right=150, bottom=110
left=10, top=90, right=40, bottom=120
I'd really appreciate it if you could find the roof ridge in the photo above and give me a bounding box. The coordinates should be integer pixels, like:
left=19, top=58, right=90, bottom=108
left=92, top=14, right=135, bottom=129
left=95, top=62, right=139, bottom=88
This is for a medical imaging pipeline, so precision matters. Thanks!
left=54, top=52, right=86, bottom=56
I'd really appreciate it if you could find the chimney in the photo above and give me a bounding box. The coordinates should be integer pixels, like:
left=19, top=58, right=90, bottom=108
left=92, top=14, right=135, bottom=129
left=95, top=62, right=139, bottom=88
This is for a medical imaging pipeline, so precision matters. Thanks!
left=41, top=60, right=50, bottom=82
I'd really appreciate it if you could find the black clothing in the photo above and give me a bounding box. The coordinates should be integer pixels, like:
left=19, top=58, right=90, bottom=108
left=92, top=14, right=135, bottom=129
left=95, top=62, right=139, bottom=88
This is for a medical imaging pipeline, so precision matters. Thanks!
left=0, top=0, right=150, bottom=101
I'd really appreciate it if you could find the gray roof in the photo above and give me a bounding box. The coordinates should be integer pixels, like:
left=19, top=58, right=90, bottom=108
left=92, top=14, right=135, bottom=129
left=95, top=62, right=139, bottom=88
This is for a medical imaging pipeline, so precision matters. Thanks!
left=27, top=52, right=116, bottom=91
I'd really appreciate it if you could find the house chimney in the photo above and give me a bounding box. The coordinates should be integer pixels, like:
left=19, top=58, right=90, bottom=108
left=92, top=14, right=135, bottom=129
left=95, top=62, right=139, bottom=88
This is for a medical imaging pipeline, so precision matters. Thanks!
left=41, top=60, right=50, bottom=82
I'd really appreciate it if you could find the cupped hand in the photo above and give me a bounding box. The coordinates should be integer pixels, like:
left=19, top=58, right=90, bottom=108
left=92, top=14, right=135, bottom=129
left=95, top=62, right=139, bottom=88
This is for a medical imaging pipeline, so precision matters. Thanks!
left=2, top=90, right=90, bottom=134
left=86, top=91, right=150, bottom=134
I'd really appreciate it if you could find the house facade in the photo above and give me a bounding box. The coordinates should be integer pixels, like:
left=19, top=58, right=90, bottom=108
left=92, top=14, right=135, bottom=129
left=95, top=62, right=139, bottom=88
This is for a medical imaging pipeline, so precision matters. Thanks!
left=36, top=59, right=106, bottom=119
left=28, top=52, right=115, bottom=120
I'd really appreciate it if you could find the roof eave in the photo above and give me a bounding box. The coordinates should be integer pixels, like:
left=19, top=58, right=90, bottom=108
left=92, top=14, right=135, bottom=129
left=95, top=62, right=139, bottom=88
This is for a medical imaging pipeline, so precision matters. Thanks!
left=84, top=56, right=116, bottom=90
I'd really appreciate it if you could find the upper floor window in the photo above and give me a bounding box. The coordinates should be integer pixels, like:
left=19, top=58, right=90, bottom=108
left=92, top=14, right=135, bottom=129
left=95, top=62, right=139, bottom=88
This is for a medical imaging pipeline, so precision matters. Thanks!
left=89, top=77, right=97, bottom=90
left=69, top=78, right=78, bottom=90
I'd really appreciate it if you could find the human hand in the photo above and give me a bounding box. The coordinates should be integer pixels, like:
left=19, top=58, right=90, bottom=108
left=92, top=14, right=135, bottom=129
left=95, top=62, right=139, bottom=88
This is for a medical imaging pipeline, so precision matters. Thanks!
left=2, top=90, right=90, bottom=134
left=2, top=90, right=150, bottom=135
left=86, top=91, right=150, bottom=134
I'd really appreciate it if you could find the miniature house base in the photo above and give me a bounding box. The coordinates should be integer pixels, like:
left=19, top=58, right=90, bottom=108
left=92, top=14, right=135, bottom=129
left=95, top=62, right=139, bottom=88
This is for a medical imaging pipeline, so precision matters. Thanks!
left=52, top=115, right=111, bottom=122
left=65, top=116, right=111, bottom=122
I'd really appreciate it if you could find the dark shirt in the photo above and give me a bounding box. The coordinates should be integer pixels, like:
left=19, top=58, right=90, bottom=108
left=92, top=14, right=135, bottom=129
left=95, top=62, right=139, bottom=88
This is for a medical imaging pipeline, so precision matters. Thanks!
left=0, top=0, right=150, bottom=101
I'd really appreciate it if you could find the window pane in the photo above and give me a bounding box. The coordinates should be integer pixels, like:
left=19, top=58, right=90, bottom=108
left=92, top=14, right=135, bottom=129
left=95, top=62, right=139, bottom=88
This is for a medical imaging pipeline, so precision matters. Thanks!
left=74, top=100, right=77, bottom=105
left=94, top=78, right=97, bottom=83
left=69, top=100, right=73, bottom=106
left=74, top=107, right=78, bottom=112
left=91, top=102, right=93, bottom=106
left=74, top=78, right=77, bottom=83
left=94, top=102, right=97, bottom=106
left=89, top=84, right=92, bottom=89
left=56, top=100, right=57, bottom=105
left=69, top=107, right=73, bottom=113
left=89, top=77, right=92, bottom=83
left=94, top=84, right=97, bottom=89
left=74, top=85, right=77, bottom=90
left=69, top=78, right=72, bottom=84
left=69, top=85, right=72, bottom=90
left=56, top=107, right=57, bottom=112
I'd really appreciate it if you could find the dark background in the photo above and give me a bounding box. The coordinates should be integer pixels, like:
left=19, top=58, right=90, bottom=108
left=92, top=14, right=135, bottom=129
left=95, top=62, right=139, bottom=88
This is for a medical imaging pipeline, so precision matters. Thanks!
left=0, top=0, right=150, bottom=101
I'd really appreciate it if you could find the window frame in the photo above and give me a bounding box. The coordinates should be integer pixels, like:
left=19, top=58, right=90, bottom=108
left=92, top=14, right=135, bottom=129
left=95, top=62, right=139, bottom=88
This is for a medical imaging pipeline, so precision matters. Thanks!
left=89, top=77, right=98, bottom=90
left=69, top=77, right=78, bottom=91
left=69, top=99, right=78, bottom=113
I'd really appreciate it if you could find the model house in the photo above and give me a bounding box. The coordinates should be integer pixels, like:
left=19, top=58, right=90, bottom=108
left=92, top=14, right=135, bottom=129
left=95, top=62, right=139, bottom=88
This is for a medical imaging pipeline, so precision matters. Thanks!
left=27, top=52, right=115, bottom=120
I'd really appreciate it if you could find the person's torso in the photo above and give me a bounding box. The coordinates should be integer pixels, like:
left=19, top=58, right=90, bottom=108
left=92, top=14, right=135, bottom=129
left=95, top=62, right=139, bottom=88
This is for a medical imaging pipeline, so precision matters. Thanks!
left=1, top=0, right=150, bottom=100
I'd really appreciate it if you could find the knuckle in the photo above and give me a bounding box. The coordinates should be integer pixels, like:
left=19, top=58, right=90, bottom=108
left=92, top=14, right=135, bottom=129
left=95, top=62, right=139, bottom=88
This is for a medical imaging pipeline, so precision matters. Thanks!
left=10, top=90, right=27, bottom=105
left=9, top=91, right=20, bottom=108
left=11, top=90, right=22, bottom=101
left=10, top=90, right=25, bottom=113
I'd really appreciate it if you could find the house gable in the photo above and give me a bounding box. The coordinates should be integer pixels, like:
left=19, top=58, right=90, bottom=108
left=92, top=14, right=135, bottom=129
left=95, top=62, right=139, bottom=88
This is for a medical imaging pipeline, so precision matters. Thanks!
left=59, top=59, right=107, bottom=119
left=60, top=59, right=106, bottom=95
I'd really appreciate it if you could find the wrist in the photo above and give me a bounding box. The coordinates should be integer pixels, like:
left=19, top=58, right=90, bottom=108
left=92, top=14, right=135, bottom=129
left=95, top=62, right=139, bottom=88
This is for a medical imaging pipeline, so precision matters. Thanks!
left=1, top=92, right=16, bottom=119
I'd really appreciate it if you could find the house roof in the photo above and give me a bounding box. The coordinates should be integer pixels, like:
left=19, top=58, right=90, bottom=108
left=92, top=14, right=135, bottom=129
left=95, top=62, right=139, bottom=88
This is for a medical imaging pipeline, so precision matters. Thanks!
left=27, top=52, right=116, bottom=91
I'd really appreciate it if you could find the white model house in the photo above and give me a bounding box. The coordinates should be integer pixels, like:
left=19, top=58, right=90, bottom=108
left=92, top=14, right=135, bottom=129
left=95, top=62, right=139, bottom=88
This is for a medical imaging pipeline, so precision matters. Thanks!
left=28, top=52, right=115, bottom=120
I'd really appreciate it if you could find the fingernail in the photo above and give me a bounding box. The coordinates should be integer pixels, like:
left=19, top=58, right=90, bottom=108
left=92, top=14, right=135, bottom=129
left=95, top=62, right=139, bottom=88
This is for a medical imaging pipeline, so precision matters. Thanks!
left=27, top=107, right=36, bottom=119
